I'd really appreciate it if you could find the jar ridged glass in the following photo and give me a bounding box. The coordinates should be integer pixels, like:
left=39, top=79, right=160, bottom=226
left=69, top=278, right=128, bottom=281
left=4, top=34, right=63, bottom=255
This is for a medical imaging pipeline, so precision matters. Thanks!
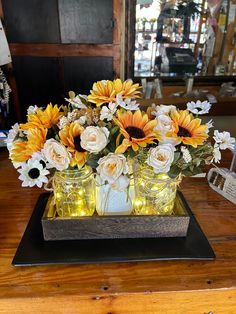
left=133, top=166, right=179, bottom=215
left=53, top=167, right=95, bottom=217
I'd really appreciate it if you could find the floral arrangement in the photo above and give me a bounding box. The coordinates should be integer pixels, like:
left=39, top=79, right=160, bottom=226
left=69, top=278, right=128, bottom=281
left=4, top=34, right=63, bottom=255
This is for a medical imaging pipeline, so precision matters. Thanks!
left=6, top=79, right=235, bottom=190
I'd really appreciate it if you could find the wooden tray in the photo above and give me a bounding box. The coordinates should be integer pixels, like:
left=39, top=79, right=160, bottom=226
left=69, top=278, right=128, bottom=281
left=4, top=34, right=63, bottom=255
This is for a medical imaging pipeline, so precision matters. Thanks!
left=42, top=192, right=190, bottom=240
left=12, top=191, right=215, bottom=267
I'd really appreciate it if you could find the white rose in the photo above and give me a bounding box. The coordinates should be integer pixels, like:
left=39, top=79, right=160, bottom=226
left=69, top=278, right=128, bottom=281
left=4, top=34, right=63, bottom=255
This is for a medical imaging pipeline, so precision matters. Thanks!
left=152, top=105, right=176, bottom=117
left=147, top=144, right=175, bottom=174
left=155, top=114, right=173, bottom=133
left=96, top=153, right=128, bottom=184
left=42, top=139, right=70, bottom=171
left=80, top=126, right=109, bottom=153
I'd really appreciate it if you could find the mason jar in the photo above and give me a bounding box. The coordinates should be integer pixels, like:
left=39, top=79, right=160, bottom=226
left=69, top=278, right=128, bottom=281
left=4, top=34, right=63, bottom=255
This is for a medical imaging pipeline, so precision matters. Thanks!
left=53, top=166, right=95, bottom=217
left=133, top=166, right=179, bottom=215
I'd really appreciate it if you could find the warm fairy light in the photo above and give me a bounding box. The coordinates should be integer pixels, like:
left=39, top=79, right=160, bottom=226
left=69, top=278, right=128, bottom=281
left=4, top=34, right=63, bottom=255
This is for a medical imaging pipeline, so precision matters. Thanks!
left=78, top=188, right=85, bottom=197
left=55, top=192, right=62, bottom=199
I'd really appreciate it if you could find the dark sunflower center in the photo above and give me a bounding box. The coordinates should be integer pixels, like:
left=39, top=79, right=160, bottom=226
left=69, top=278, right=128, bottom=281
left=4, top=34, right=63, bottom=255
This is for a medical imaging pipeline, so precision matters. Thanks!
left=126, top=126, right=145, bottom=139
left=177, top=126, right=191, bottom=137
left=28, top=168, right=40, bottom=179
left=74, top=135, right=86, bottom=152
left=40, top=160, right=46, bottom=168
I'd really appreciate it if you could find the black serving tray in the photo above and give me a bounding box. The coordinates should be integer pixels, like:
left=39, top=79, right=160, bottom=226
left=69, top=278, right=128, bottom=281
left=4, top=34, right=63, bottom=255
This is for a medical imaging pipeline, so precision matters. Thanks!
left=12, top=191, right=215, bottom=266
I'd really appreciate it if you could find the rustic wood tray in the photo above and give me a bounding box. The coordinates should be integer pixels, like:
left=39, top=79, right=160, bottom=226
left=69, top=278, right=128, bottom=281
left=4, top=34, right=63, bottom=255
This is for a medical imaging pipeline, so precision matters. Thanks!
left=42, top=193, right=190, bottom=240
left=12, top=191, right=215, bottom=266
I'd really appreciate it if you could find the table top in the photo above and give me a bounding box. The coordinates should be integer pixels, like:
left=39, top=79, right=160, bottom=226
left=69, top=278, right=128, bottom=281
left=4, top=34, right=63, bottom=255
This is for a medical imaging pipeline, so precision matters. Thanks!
left=0, top=147, right=236, bottom=314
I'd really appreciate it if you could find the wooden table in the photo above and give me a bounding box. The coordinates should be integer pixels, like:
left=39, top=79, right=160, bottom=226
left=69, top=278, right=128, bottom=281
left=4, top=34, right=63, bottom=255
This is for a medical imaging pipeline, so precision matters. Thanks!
left=0, top=147, right=236, bottom=314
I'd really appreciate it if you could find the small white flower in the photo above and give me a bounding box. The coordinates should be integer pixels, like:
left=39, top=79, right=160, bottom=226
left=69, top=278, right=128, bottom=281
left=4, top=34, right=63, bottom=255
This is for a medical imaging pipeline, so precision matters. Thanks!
left=151, top=104, right=176, bottom=117
left=77, top=116, right=87, bottom=125
left=27, top=105, right=40, bottom=115
left=205, top=119, right=214, bottom=133
left=213, top=130, right=236, bottom=150
left=116, top=93, right=140, bottom=111
left=58, top=116, right=69, bottom=130
left=187, top=100, right=212, bottom=115
left=110, top=175, right=130, bottom=191
left=42, top=139, right=71, bottom=170
left=181, top=146, right=192, bottom=163
left=212, top=146, right=221, bottom=163
left=65, top=91, right=87, bottom=109
left=67, top=110, right=79, bottom=122
left=147, top=144, right=176, bottom=174
left=30, top=151, right=53, bottom=169
left=80, top=126, right=109, bottom=153
left=96, top=153, right=129, bottom=184
left=100, top=102, right=117, bottom=121
left=5, top=123, right=20, bottom=150
left=18, top=159, right=49, bottom=188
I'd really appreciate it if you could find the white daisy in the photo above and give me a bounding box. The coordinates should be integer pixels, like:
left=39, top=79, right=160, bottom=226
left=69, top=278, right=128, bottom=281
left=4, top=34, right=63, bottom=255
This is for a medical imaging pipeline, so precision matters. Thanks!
left=18, top=159, right=49, bottom=188
left=100, top=102, right=117, bottom=121
left=5, top=123, right=20, bottom=150
left=65, top=91, right=87, bottom=109
left=27, top=105, right=40, bottom=115
left=30, top=151, right=53, bottom=169
left=187, top=100, right=212, bottom=115
left=213, top=130, right=235, bottom=150
left=116, top=93, right=139, bottom=111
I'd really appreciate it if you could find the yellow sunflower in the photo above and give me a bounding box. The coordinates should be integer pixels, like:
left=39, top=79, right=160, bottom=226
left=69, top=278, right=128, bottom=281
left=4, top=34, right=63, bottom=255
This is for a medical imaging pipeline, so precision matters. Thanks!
left=20, top=103, right=63, bottom=131
left=87, top=79, right=141, bottom=106
left=167, top=110, right=208, bottom=147
left=114, top=110, right=160, bottom=153
left=10, top=127, right=47, bottom=163
left=59, top=122, right=87, bottom=168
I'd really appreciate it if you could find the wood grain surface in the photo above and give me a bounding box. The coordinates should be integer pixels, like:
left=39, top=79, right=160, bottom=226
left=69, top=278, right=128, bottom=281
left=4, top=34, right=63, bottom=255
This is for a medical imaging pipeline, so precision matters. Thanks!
left=0, top=148, right=236, bottom=313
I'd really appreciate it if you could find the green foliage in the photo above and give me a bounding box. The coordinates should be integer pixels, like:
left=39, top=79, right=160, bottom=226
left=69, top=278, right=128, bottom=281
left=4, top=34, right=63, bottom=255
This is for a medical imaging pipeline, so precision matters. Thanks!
left=168, top=142, right=214, bottom=178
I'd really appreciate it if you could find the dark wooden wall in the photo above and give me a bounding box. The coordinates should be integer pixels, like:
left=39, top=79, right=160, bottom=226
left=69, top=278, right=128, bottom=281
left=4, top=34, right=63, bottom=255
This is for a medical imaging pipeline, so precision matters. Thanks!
left=1, top=0, right=122, bottom=121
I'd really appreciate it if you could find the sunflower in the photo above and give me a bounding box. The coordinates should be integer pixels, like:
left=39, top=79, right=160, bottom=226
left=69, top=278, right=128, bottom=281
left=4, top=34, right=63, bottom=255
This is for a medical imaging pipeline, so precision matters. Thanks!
left=114, top=110, right=160, bottom=153
left=167, top=110, right=208, bottom=147
left=10, top=127, right=47, bottom=163
left=88, top=79, right=141, bottom=106
left=20, top=103, right=63, bottom=131
left=59, top=122, right=87, bottom=168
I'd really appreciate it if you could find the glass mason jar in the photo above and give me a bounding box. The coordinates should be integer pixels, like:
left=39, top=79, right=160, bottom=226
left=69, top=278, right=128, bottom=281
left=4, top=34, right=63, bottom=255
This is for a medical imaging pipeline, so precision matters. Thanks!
left=133, top=166, right=179, bottom=215
left=95, top=178, right=135, bottom=216
left=53, top=166, right=95, bottom=217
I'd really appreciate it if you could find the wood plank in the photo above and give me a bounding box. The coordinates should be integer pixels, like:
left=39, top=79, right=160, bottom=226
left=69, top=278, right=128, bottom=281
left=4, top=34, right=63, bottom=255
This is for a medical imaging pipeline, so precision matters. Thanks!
left=9, top=43, right=120, bottom=58
left=0, top=289, right=236, bottom=314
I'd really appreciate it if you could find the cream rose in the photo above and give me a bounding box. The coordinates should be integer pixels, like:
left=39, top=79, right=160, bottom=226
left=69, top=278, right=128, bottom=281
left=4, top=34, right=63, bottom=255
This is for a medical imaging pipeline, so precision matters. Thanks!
left=80, top=126, right=109, bottom=153
left=155, top=114, right=173, bottom=133
left=147, top=144, right=175, bottom=174
left=96, top=153, right=128, bottom=184
left=42, top=139, right=70, bottom=171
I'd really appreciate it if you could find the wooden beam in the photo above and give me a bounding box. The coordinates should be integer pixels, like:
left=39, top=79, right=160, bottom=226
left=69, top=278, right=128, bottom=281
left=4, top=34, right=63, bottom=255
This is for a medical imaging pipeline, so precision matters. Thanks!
left=9, top=43, right=120, bottom=58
